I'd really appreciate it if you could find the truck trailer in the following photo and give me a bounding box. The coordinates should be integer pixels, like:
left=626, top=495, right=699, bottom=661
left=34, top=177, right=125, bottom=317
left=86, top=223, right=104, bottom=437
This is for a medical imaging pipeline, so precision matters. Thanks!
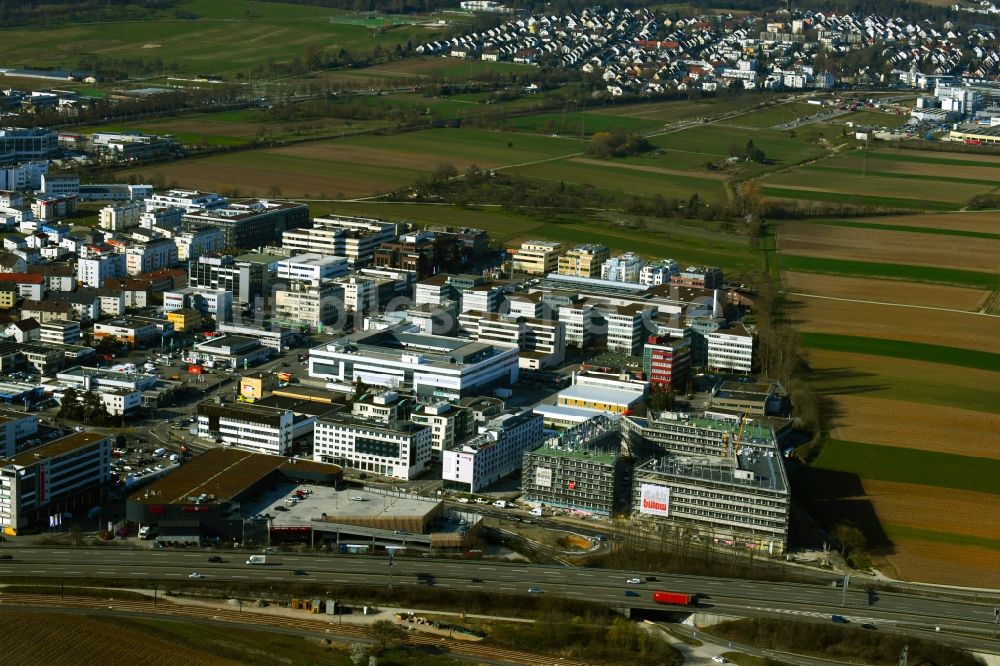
left=652, top=591, right=696, bottom=606
left=246, top=555, right=266, bottom=565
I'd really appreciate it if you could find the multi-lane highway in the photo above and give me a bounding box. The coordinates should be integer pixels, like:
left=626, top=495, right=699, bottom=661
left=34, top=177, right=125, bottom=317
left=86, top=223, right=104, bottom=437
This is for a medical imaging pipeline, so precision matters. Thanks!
left=2, top=547, right=998, bottom=643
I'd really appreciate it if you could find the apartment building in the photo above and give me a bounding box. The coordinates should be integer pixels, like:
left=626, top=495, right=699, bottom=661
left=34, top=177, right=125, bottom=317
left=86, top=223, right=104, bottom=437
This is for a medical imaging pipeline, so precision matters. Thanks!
left=174, top=227, right=225, bottom=262
left=442, top=411, right=543, bottom=493
left=670, top=266, right=724, bottom=289
left=281, top=216, right=396, bottom=267
left=510, top=240, right=563, bottom=275
left=93, top=318, right=161, bottom=347
left=410, top=402, right=474, bottom=461
left=639, top=259, right=680, bottom=286
left=183, top=199, right=309, bottom=249
left=557, top=244, right=609, bottom=278
left=0, top=432, right=112, bottom=534
left=39, top=319, right=80, bottom=345
left=707, top=322, right=754, bottom=374
left=31, top=194, right=77, bottom=222
left=99, top=202, right=143, bottom=231
left=642, top=334, right=692, bottom=391
left=313, top=413, right=431, bottom=480
left=125, top=237, right=178, bottom=276
left=275, top=253, right=348, bottom=286
left=601, top=252, right=644, bottom=283
left=77, top=255, right=125, bottom=289
left=273, top=282, right=344, bottom=332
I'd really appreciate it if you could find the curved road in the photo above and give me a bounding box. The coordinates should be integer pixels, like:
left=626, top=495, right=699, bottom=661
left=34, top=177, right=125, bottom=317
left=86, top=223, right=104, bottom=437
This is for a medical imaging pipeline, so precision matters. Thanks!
left=2, top=547, right=998, bottom=649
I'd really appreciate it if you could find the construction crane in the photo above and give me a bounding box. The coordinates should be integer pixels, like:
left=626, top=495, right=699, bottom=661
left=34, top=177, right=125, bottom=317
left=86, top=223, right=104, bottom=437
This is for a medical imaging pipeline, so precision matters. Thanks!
left=722, top=413, right=749, bottom=459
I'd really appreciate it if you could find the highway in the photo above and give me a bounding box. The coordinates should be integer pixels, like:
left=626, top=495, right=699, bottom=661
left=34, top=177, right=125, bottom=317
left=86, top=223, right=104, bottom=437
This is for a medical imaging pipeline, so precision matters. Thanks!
left=2, top=547, right=998, bottom=649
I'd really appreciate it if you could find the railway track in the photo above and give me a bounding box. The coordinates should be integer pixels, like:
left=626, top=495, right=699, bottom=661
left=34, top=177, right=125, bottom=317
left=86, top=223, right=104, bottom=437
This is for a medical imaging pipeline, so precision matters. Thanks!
left=0, top=593, right=587, bottom=666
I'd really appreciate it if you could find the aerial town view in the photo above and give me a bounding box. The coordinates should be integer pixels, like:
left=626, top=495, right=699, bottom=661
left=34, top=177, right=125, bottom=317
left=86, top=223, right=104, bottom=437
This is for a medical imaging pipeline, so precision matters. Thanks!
left=0, top=0, right=998, bottom=664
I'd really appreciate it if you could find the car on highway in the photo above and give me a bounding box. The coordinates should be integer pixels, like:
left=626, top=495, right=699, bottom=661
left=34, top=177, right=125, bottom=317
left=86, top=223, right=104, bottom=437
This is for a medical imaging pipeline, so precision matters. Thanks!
left=293, top=570, right=307, bottom=576
left=0, top=554, right=12, bottom=560
left=645, top=576, right=658, bottom=582
left=624, top=590, right=639, bottom=597
left=207, top=556, right=223, bottom=563
left=471, top=577, right=484, bottom=583
left=189, top=572, right=203, bottom=579
left=860, top=623, right=877, bottom=630
left=528, top=587, right=543, bottom=594
left=626, top=578, right=642, bottom=584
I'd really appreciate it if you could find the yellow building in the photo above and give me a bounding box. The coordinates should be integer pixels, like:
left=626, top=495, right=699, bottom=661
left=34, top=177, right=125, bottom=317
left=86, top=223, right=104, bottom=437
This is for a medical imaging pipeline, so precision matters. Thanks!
left=166, top=308, right=202, bottom=333
left=557, top=244, right=610, bottom=278
left=510, top=240, right=564, bottom=275
left=0, top=285, right=16, bottom=309
left=239, top=372, right=276, bottom=402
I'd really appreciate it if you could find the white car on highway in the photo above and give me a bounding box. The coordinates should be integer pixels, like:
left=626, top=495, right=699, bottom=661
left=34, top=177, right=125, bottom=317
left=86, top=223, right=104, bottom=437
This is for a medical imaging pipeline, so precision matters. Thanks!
left=626, top=578, right=642, bottom=584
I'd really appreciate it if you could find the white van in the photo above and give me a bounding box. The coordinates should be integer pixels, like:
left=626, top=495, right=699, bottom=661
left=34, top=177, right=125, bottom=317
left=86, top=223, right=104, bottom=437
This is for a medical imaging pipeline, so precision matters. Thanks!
left=530, top=507, right=544, bottom=517
left=492, top=500, right=507, bottom=509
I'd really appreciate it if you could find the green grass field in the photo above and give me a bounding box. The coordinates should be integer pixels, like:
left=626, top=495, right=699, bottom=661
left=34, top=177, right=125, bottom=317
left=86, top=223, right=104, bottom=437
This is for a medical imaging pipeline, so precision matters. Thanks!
left=778, top=254, right=999, bottom=288
left=841, top=110, right=911, bottom=129
left=801, top=333, right=1000, bottom=373
left=813, top=439, right=1000, bottom=494
left=728, top=102, right=829, bottom=128
left=802, top=164, right=998, bottom=188
left=765, top=167, right=988, bottom=205
left=649, top=125, right=829, bottom=166
left=763, top=187, right=961, bottom=211
left=0, top=0, right=444, bottom=77
left=503, top=111, right=661, bottom=136
left=806, top=218, right=1000, bottom=240
left=865, top=150, right=1000, bottom=169
left=882, top=525, right=1000, bottom=552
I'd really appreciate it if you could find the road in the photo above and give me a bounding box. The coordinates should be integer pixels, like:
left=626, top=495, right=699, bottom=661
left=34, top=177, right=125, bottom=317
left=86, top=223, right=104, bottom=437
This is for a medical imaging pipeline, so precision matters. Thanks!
left=1, top=546, right=998, bottom=653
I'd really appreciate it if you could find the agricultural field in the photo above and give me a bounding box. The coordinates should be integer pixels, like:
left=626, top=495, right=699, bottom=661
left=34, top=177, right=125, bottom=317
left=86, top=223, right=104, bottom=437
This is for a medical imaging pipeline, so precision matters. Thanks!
left=0, top=0, right=447, bottom=77
left=763, top=148, right=1000, bottom=211
left=782, top=271, right=989, bottom=310
left=778, top=220, right=1000, bottom=273
left=781, top=207, right=1000, bottom=586
left=728, top=102, right=832, bottom=128
left=119, top=127, right=581, bottom=199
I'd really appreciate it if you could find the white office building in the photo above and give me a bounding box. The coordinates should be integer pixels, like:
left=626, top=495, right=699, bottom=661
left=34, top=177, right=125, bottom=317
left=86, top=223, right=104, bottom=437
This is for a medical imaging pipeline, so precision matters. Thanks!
left=196, top=401, right=316, bottom=456
left=77, top=255, right=125, bottom=289
left=99, top=202, right=144, bottom=231
left=276, top=253, right=349, bottom=286
left=442, top=411, right=543, bottom=492
left=281, top=216, right=397, bottom=267
left=308, top=326, right=519, bottom=400
left=707, top=323, right=754, bottom=373
left=145, top=189, right=227, bottom=213
left=313, top=414, right=431, bottom=480
left=174, top=227, right=225, bottom=262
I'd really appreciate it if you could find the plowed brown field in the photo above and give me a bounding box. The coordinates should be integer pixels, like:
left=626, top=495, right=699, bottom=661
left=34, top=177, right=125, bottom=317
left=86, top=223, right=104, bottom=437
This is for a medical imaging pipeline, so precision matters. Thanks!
left=862, top=480, right=1000, bottom=540
left=0, top=611, right=239, bottom=666
left=877, top=538, right=1000, bottom=588
left=827, top=396, right=1000, bottom=459
left=784, top=272, right=988, bottom=311
left=778, top=222, right=1000, bottom=272
left=785, top=294, right=1000, bottom=353
left=847, top=212, right=1000, bottom=235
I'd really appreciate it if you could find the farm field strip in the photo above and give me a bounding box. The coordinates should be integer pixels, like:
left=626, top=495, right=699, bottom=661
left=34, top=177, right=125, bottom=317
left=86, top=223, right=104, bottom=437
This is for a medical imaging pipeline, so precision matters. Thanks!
left=802, top=164, right=1000, bottom=187
left=509, top=158, right=728, bottom=200
left=816, top=212, right=1000, bottom=235
left=803, top=219, right=1000, bottom=240
left=825, top=396, right=1000, bottom=459
left=883, top=525, right=1000, bottom=552
left=801, top=332, right=1000, bottom=370
left=818, top=153, right=1000, bottom=182
left=804, top=348, right=1000, bottom=415
left=765, top=170, right=988, bottom=205
left=865, top=150, right=1000, bottom=167
left=862, top=480, right=1000, bottom=543
left=812, top=439, right=1000, bottom=495
left=782, top=272, right=989, bottom=310
left=778, top=255, right=998, bottom=288
left=763, top=187, right=960, bottom=211
left=777, top=220, right=1000, bottom=273
left=876, top=536, right=1000, bottom=588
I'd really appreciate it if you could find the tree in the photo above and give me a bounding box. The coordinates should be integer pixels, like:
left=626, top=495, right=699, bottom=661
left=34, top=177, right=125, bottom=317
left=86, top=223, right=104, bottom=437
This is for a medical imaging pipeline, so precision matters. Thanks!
left=648, top=388, right=674, bottom=413
left=368, top=620, right=405, bottom=653
left=832, top=522, right=867, bottom=560
left=349, top=643, right=370, bottom=666
left=737, top=179, right=764, bottom=219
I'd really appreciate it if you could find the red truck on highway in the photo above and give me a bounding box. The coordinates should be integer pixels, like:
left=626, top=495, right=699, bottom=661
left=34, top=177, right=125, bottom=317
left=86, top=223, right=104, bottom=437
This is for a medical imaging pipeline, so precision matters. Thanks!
left=652, top=591, right=696, bottom=606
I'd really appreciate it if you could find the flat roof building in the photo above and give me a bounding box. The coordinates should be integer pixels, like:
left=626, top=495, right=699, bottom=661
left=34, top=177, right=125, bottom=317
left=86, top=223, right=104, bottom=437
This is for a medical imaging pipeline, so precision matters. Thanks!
left=183, top=199, right=309, bottom=249
left=313, top=413, right=431, bottom=480
left=443, top=410, right=543, bottom=493
left=308, top=325, right=519, bottom=400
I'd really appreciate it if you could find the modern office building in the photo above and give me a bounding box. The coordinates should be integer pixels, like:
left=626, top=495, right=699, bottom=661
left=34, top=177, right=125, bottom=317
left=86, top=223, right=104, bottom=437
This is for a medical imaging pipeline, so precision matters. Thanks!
left=281, top=216, right=397, bottom=267
left=601, top=252, right=644, bottom=283
left=670, top=266, right=724, bottom=289
left=521, top=416, right=625, bottom=516
left=308, top=326, right=519, bottom=400
left=275, top=253, right=349, bottom=285
left=188, top=255, right=265, bottom=308
left=196, top=399, right=328, bottom=456
left=313, top=413, right=431, bottom=480
left=707, top=323, right=754, bottom=374
left=410, top=402, right=474, bottom=461
left=639, top=258, right=680, bottom=286
left=0, top=128, right=58, bottom=165
left=145, top=189, right=227, bottom=213
left=442, top=410, right=543, bottom=493
left=273, top=282, right=344, bottom=333
left=642, top=334, right=692, bottom=391
left=183, top=199, right=309, bottom=248
left=0, top=432, right=112, bottom=534
left=458, top=311, right=566, bottom=370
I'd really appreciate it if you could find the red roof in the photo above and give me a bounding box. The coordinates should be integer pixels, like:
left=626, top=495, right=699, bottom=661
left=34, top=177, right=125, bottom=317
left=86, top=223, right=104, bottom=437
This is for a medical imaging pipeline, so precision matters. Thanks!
left=0, top=273, right=44, bottom=284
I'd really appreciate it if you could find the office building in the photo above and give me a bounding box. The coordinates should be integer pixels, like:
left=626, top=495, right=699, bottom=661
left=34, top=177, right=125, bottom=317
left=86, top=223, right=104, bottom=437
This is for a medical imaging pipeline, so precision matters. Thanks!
left=639, top=259, right=680, bottom=286
left=197, top=400, right=325, bottom=456
left=442, top=411, right=543, bottom=492
left=642, top=335, right=692, bottom=391
left=707, top=323, right=754, bottom=374
left=0, top=129, right=58, bottom=165
left=145, top=189, right=227, bottom=213
left=183, top=199, right=308, bottom=248
left=601, top=252, right=644, bottom=283
left=188, top=255, right=265, bottom=307
left=510, top=240, right=563, bottom=275
left=558, top=244, right=609, bottom=278
left=276, top=253, right=349, bottom=286
left=281, top=216, right=396, bottom=267
left=313, top=413, right=431, bottom=480
left=308, top=326, right=519, bottom=400
left=273, top=282, right=344, bottom=332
